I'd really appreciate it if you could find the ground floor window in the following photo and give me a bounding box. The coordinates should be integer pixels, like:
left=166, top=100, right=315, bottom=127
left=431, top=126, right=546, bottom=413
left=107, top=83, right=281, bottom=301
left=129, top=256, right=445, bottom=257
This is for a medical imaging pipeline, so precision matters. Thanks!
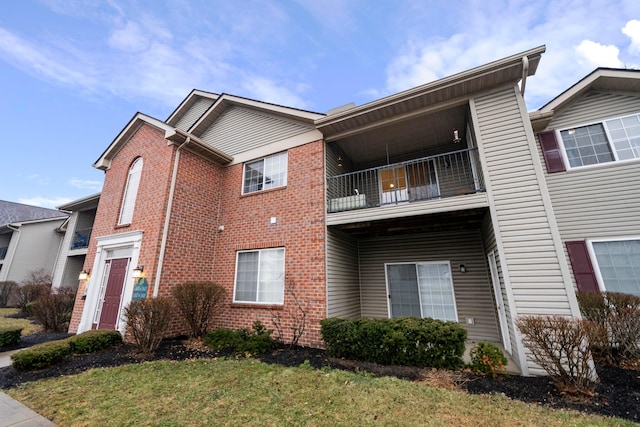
left=591, top=239, right=640, bottom=296
left=385, top=262, right=457, bottom=321
left=234, top=248, right=285, bottom=304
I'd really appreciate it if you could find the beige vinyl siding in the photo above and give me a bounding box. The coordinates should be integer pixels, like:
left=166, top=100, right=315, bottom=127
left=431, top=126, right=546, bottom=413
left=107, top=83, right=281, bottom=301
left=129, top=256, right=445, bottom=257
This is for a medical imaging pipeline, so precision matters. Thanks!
left=3, top=219, right=65, bottom=283
left=358, top=229, right=500, bottom=342
left=481, top=213, right=517, bottom=355
left=536, top=92, right=640, bottom=289
left=200, top=106, right=314, bottom=156
left=326, top=228, right=361, bottom=318
left=60, top=255, right=85, bottom=287
left=474, top=87, right=573, bottom=317
left=175, top=96, right=215, bottom=131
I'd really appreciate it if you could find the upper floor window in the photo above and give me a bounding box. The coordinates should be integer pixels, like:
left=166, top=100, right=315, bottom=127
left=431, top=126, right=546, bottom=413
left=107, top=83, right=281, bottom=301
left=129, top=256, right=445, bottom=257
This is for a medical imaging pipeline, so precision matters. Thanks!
left=118, top=157, right=143, bottom=225
left=559, top=113, right=640, bottom=168
left=243, top=152, right=288, bottom=194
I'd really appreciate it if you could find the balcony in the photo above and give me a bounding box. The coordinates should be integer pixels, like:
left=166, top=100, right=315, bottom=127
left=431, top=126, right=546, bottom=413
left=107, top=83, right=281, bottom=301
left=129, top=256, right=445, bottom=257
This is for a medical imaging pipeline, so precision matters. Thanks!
left=70, top=227, right=92, bottom=250
left=327, top=148, right=484, bottom=213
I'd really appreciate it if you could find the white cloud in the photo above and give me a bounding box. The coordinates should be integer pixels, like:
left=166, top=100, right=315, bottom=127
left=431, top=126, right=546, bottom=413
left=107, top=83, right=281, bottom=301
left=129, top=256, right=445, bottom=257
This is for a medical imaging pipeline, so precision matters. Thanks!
left=18, top=197, right=73, bottom=209
left=575, top=40, right=623, bottom=68
left=27, top=174, right=51, bottom=186
left=242, top=76, right=309, bottom=109
left=622, top=20, right=640, bottom=55
left=107, top=21, right=149, bottom=52
left=69, top=178, right=102, bottom=191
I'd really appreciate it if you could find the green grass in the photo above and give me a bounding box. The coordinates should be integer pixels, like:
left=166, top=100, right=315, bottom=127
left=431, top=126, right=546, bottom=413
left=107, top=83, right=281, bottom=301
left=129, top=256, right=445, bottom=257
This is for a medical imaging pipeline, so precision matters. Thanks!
left=0, top=308, right=41, bottom=336
left=7, top=358, right=637, bottom=427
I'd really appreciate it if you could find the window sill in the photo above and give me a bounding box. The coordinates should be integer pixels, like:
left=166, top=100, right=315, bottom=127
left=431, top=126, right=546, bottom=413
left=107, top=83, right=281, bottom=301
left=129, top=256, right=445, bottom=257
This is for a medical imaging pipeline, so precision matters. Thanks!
left=114, top=223, right=131, bottom=229
left=240, top=186, right=287, bottom=198
left=231, top=302, right=283, bottom=310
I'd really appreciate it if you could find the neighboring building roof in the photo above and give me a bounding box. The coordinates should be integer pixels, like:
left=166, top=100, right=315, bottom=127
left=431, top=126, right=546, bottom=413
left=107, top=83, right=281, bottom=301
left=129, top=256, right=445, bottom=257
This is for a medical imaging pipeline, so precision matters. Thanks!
left=530, top=68, right=640, bottom=131
left=316, top=45, right=546, bottom=141
left=0, top=200, right=68, bottom=228
left=57, top=193, right=101, bottom=212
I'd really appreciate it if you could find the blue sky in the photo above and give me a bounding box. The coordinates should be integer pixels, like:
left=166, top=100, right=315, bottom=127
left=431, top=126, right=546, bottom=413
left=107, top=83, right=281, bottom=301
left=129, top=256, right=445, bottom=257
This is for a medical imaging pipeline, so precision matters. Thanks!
left=1, top=0, right=639, bottom=208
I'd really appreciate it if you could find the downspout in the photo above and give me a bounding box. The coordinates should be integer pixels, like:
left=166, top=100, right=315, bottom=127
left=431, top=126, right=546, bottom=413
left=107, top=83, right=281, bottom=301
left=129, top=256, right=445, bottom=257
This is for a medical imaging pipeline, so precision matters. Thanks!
left=520, top=56, right=529, bottom=96
left=153, top=136, right=191, bottom=297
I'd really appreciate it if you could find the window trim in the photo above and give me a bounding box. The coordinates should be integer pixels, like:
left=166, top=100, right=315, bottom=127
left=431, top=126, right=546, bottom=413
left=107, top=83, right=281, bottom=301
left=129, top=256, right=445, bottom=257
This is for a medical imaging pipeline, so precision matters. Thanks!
left=232, top=247, right=285, bottom=305
left=586, top=236, right=640, bottom=294
left=384, top=261, right=458, bottom=322
left=241, top=151, right=288, bottom=195
left=556, top=112, right=640, bottom=171
left=118, top=157, right=143, bottom=225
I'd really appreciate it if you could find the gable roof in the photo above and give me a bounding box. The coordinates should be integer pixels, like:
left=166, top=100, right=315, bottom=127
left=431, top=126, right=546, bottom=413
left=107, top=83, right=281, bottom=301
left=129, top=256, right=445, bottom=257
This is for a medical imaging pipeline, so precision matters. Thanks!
left=530, top=68, right=640, bottom=131
left=316, top=45, right=545, bottom=141
left=188, top=93, right=324, bottom=136
left=0, top=200, right=67, bottom=228
left=57, top=193, right=101, bottom=212
left=165, top=89, right=219, bottom=129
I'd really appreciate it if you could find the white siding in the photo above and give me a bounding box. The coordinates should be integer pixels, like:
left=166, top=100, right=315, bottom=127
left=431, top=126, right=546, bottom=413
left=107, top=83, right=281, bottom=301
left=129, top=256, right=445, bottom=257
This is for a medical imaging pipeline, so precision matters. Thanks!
left=200, top=106, right=314, bottom=156
left=175, top=96, right=215, bottom=131
left=326, top=228, right=361, bottom=318
left=358, top=229, right=500, bottom=342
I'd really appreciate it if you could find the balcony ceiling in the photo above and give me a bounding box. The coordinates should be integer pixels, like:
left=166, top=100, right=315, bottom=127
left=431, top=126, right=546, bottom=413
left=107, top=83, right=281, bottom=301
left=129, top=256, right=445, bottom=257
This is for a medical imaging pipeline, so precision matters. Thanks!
left=332, top=104, right=467, bottom=165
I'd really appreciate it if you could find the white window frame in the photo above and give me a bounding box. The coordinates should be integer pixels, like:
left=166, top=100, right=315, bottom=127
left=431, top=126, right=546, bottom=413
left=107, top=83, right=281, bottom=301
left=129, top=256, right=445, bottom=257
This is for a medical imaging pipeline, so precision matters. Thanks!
left=242, top=152, right=288, bottom=194
left=233, top=247, right=285, bottom=305
left=557, top=112, right=640, bottom=170
left=587, top=236, right=640, bottom=296
left=384, top=261, right=458, bottom=322
left=118, top=157, right=143, bottom=225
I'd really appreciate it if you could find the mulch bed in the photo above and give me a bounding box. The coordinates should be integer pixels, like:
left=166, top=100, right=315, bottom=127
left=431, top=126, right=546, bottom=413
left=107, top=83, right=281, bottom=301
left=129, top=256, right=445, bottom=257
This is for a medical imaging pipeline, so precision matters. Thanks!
left=1, top=333, right=638, bottom=422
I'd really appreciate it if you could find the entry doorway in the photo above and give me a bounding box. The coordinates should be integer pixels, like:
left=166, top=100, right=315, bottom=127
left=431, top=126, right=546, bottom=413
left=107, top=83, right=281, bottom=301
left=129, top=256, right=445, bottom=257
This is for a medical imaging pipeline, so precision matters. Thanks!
left=93, top=258, right=130, bottom=330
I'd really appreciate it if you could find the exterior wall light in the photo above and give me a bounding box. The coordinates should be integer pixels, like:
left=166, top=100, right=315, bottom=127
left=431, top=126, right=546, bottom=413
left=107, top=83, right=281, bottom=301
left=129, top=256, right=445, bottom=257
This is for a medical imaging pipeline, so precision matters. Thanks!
left=459, top=264, right=466, bottom=273
left=453, top=129, right=461, bottom=143
left=78, top=270, right=91, bottom=281
left=132, top=265, right=144, bottom=278
left=337, top=156, right=343, bottom=168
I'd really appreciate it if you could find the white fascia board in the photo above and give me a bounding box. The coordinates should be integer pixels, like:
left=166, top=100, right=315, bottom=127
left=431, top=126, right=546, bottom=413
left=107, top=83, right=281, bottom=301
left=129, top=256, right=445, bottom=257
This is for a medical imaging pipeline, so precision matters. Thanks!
left=165, top=89, right=219, bottom=125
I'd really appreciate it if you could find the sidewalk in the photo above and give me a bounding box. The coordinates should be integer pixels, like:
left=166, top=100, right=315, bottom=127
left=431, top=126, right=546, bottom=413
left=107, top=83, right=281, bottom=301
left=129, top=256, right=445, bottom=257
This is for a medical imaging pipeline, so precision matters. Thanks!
left=0, top=350, right=57, bottom=427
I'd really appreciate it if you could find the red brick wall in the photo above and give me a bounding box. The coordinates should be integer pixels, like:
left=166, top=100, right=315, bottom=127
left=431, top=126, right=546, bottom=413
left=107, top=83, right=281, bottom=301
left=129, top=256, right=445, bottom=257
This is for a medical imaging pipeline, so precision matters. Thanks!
left=69, top=123, right=175, bottom=333
left=162, top=139, right=327, bottom=347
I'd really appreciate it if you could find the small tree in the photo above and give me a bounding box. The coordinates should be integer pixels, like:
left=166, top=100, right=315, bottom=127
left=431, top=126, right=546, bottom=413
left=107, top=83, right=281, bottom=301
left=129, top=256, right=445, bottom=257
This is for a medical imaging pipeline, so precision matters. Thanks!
left=172, top=281, right=226, bottom=338
left=0, top=281, right=17, bottom=307
left=23, top=268, right=53, bottom=287
left=123, top=297, right=173, bottom=354
left=516, top=315, right=597, bottom=395
left=270, top=279, right=306, bottom=348
left=14, top=284, right=51, bottom=314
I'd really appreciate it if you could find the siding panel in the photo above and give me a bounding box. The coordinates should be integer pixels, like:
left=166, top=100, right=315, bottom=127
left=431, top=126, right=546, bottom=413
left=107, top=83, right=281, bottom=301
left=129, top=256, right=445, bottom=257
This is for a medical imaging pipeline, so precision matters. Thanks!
left=326, top=228, right=361, bottom=318
left=175, top=97, right=215, bottom=131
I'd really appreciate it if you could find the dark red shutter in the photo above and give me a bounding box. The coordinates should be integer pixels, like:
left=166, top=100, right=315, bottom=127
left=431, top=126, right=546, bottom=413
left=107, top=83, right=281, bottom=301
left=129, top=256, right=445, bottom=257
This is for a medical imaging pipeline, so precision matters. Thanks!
left=538, top=130, right=566, bottom=173
left=566, top=241, right=600, bottom=292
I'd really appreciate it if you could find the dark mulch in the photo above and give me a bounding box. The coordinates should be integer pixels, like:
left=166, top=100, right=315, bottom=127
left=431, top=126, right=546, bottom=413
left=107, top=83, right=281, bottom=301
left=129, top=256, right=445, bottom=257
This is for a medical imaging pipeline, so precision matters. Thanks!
left=1, top=333, right=639, bottom=422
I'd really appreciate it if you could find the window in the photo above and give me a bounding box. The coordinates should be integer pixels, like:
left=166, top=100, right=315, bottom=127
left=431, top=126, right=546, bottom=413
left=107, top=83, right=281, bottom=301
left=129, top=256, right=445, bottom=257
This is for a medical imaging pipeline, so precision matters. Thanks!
left=559, top=113, right=640, bottom=168
left=243, top=152, right=288, bottom=194
left=385, top=262, right=457, bottom=322
left=118, top=157, right=143, bottom=225
left=234, top=248, right=285, bottom=304
left=591, top=239, right=640, bottom=296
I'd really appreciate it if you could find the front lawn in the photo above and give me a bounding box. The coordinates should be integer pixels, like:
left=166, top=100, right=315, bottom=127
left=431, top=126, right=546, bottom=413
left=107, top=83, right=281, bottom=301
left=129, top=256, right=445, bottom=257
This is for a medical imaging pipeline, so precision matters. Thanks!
left=7, top=358, right=635, bottom=426
left=0, top=308, right=41, bottom=336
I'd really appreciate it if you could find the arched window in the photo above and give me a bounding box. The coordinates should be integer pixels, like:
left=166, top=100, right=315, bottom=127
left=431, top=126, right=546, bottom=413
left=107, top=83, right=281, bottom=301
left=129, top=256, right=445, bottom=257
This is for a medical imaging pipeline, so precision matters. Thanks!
left=118, top=157, right=143, bottom=225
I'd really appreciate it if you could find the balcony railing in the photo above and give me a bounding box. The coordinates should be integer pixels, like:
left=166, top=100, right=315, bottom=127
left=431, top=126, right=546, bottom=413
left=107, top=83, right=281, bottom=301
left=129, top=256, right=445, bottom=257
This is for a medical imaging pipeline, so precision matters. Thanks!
left=0, top=246, right=7, bottom=260
left=70, top=227, right=92, bottom=250
left=327, top=148, right=484, bottom=213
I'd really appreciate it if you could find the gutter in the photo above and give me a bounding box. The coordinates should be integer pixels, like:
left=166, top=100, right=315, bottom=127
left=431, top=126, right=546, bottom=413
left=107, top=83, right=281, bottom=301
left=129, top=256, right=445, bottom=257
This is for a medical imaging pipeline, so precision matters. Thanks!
left=153, top=134, right=191, bottom=297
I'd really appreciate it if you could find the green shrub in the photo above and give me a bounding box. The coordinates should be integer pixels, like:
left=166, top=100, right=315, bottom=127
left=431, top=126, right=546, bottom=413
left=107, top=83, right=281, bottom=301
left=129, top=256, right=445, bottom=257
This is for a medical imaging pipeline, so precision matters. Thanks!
left=172, top=281, right=226, bottom=338
left=11, top=340, right=72, bottom=371
left=320, top=317, right=467, bottom=369
left=469, top=342, right=508, bottom=377
left=0, top=327, right=22, bottom=348
left=68, top=330, right=123, bottom=354
left=577, top=291, right=640, bottom=364
left=0, top=281, right=17, bottom=307
left=204, top=321, right=277, bottom=355
left=516, top=315, right=596, bottom=396
left=31, top=286, right=76, bottom=332
left=124, top=297, right=173, bottom=354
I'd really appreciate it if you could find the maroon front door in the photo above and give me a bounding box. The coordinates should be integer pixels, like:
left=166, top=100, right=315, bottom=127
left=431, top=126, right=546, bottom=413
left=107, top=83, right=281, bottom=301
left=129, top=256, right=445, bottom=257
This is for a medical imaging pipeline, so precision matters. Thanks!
left=98, top=258, right=129, bottom=330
